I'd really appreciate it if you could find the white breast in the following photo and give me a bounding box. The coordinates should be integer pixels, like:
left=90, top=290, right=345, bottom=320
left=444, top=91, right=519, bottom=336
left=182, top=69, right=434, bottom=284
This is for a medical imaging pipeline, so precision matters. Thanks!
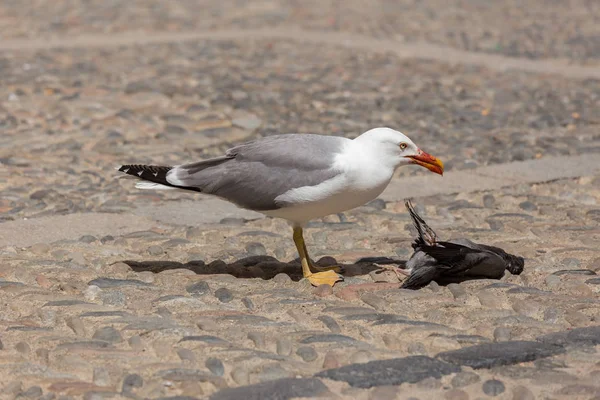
left=263, top=140, right=395, bottom=225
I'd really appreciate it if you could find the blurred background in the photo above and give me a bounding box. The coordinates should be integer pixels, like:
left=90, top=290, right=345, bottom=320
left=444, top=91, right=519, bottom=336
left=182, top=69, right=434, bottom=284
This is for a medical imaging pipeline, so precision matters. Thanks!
left=0, top=0, right=599, bottom=220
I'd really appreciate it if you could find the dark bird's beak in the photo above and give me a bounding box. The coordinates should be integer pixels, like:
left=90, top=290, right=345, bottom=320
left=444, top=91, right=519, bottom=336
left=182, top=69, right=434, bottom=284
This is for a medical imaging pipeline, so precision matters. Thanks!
left=406, top=149, right=444, bottom=175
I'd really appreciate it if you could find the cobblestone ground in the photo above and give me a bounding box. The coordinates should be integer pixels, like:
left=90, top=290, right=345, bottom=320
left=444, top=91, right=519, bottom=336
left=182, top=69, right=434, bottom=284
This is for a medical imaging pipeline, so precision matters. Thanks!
left=1, top=1, right=599, bottom=399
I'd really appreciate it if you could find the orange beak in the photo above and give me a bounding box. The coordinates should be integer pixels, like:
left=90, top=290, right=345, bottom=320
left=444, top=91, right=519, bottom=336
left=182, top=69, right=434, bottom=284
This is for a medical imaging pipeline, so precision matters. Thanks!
left=406, top=149, right=444, bottom=175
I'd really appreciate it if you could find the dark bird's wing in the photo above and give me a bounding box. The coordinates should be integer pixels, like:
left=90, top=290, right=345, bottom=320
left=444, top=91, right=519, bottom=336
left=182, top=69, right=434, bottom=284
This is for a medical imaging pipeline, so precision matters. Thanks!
left=401, top=264, right=443, bottom=290
left=423, top=240, right=513, bottom=280
left=405, top=199, right=438, bottom=248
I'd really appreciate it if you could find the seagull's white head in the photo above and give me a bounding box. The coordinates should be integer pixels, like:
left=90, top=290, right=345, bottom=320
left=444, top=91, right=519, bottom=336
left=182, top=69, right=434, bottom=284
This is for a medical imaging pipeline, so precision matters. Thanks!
left=355, top=127, right=444, bottom=175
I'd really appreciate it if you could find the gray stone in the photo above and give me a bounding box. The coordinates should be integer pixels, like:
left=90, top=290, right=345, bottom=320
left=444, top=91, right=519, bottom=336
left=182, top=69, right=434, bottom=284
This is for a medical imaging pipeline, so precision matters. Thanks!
left=276, top=338, right=292, bottom=356
left=214, top=288, right=233, bottom=303
left=317, top=316, right=341, bottom=333
left=65, top=317, right=86, bottom=337
left=155, top=369, right=220, bottom=384
left=92, top=327, right=123, bottom=343
left=448, top=284, right=468, bottom=299
left=300, top=334, right=356, bottom=344
left=241, top=297, right=255, bottom=311
left=253, top=364, right=292, bottom=382
left=177, top=348, right=196, bottom=362
left=98, top=290, right=126, bottom=307
left=437, top=341, right=565, bottom=369
left=44, top=300, right=90, bottom=307
left=217, top=314, right=284, bottom=326
left=296, top=346, right=318, bottom=362
left=407, top=342, right=426, bottom=355
left=79, top=311, right=130, bottom=318
left=247, top=332, right=266, bottom=349
left=451, top=371, right=481, bottom=388
left=88, top=278, right=152, bottom=288
left=519, top=201, right=537, bottom=211
left=483, top=195, right=496, bottom=208
left=180, top=336, right=228, bottom=345
left=79, top=235, right=97, bottom=243
left=511, top=385, right=535, bottom=400
left=272, top=273, right=292, bottom=284
left=20, top=386, right=43, bottom=398
left=556, top=384, right=600, bottom=396
left=493, top=327, right=512, bottom=342
left=552, top=269, right=595, bottom=276
left=206, top=358, right=225, bottom=376
left=186, top=281, right=210, bottom=296
left=482, top=379, right=505, bottom=396
left=245, top=242, right=267, bottom=256
left=444, top=388, right=469, bottom=400
left=538, top=325, right=600, bottom=346
left=209, top=378, right=328, bottom=400
left=121, top=374, right=143, bottom=393
left=93, top=367, right=110, bottom=387
left=316, top=356, right=460, bottom=388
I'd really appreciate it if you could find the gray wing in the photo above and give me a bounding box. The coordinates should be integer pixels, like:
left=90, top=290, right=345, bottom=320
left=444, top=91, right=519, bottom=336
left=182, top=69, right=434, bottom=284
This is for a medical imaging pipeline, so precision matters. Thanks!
left=166, top=134, right=347, bottom=211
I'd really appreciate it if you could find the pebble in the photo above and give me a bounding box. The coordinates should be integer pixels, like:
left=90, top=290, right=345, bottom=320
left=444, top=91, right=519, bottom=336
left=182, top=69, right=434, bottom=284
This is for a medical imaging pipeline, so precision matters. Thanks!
left=276, top=338, right=292, bottom=356
left=147, top=245, right=164, bottom=256
left=444, top=389, right=469, bottom=400
left=92, top=326, right=123, bottom=343
left=407, top=342, right=427, bottom=355
left=511, top=385, right=535, bottom=400
left=482, top=379, right=505, bottom=396
left=417, top=377, right=442, bottom=389
left=16, top=342, right=30, bottom=354
left=121, top=374, right=143, bottom=393
left=247, top=332, right=266, bottom=349
left=272, top=273, right=292, bottom=284
left=231, top=367, right=249, bottom=385
left=323, top=351, right=342, bottom=369
left=245, top=242, right=267, bottom=256
left=206, top=357, right=225, bottom=376
left=313, top=284, right=333, bottom=297
left=93, top=367, right=110, bottom=387
left=296, top=346, right=318, bottom=362
left=214, top=287, right=233, bottom=303
left=241, top=297, right=255, bottom=311
left=128, top=335, right=144, bottom=351
left=350, top=350, right=374, bottom=364
left=65, top=316, right=86, bottom=336
left=448, top=284, right=468, bottom=299
left=177, top=348, right=196, bottom=362
left=519, top=201, right=537, bottom=211
left=186, top=281, right=210, bottom=296
left=79, top=235, right=97, bottom=243
left=483, top=195, right=496, bottom=208
left=368, top=386, right=398, bottom=400
left=451, top=371, right=481, bottom=388
left=185, top=227, right=204, bottom=240
left=493, top=327, right=512, bottom=342
left=20, top=386, right=43, bottom=398
left=317, top=315, right=341, bottom=333
left=30, top=243, right=50, bottom=255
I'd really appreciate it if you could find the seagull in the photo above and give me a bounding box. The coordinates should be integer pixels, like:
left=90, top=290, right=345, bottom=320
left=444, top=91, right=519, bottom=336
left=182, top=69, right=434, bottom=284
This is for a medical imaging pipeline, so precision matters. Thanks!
left=401, top=200, right=524, bottom=289
left=117, top=127, right=444, bottom=287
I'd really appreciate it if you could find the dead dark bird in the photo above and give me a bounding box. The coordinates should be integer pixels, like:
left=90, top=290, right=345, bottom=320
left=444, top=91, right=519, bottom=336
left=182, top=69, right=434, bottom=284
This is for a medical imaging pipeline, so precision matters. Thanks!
left=401, top=200, right=524, bottom=289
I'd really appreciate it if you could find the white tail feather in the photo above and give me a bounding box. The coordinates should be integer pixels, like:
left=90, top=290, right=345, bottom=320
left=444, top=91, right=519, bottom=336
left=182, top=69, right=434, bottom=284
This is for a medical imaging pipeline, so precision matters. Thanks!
left=135, top=182, right=176, bottom=190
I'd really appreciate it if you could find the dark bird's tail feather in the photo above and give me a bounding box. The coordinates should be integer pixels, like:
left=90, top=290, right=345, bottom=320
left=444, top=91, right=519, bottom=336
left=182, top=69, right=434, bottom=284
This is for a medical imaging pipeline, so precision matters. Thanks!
left=118, top=164, right=201, bottom=192
left=405, top=199, right=438, bottom=247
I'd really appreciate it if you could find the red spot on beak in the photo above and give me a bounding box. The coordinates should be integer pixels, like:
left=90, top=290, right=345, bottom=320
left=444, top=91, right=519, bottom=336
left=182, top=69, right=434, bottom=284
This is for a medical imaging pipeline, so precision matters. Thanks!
left=406, top=149, right=444, bottom=175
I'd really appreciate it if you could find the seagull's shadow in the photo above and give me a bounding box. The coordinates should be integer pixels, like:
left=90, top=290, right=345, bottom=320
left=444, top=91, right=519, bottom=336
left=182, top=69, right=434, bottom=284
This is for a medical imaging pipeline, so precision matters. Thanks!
left=120, top=255, right=404, bottom=282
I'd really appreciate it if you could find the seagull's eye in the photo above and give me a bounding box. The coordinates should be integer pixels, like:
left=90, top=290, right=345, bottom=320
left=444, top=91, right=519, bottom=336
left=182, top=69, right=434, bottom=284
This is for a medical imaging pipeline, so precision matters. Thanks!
left=399, top=143, right=408, bottom=150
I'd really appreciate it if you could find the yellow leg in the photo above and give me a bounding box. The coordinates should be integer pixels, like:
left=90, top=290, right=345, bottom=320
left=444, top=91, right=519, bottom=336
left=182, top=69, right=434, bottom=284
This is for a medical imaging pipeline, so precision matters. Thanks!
left=300, top=234, right=343, bottom=274
left=293, top=227, right=343, bottom=287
